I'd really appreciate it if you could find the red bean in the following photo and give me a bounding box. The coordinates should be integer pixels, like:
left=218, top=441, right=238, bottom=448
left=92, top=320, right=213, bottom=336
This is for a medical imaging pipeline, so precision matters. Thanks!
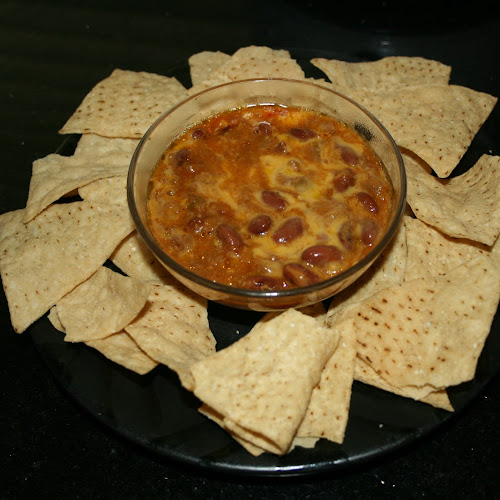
left=255, top=121, right=272, bottom=135
left=361, top=220, right=379, bottom=246
left=191, top=129, right=205, bottom=139
left=274, top=141, right=287, bottom=154
left=216, top=224, right=243, bottom=252
left=186, top=216, right=205, bottom=233
left=356, top=192, right=379, bottom=213
left=340, top=146, right=359, bottom=166
left=333, top=169, right=356, bottom=192
left=290, top=128, right=316, bottom=141
left=272, top=218, right=304, bottom=244
left=171, top=147, right=192, bottom=166
left=262, top=190, right=287, bottom=210
left=283, top=263, right=318, bottom=287
left=248, top=215, right=272, bottom=235
left=244, top=276, right=284, bottom=290
left=301, top=245, right=342, bottom=266
left=338, top=221, right=355, bottom=251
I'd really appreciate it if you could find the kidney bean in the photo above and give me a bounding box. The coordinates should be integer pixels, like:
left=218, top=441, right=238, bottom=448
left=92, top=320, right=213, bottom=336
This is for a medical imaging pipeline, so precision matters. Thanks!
left=338, top=221, right=355, bottom=251
left=244, top=276, right=284, bottom=290
left=191, top=129, right=205, bottom=139
left=356, top=192, right=379, bottom=213
left=272, top=217, right=304, bottom=244
left=333, top=169, right=356, bottom=192
left=186, top=216, right=205, bottom=233
left=248, top=214, right=272, bottom=235
left=301, top=245, right=342, bottom=266
left=290, top=128, right=316, bottom=141
left=216, top=224, right=243, bottom=252
left=171, top=147, right=192, bottom=166
left=255, top=121, right=272, bottom=135
left=274, top=140, right=287, bottom=154
left=361, top=220, right=379, bottom=246
left=283, top=263, right=318, bottom=287
left=261, top=190, right=287, bottom=210
left=340, top=146, right=359, bottom=166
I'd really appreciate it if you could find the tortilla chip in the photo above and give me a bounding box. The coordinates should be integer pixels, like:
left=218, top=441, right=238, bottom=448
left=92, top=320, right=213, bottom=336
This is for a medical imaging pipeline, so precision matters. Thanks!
left=354, top=356, right=454, bottom=411
left=110, top=231, right=174, bottom=283
left=78, top=176, right=128, bottom=206
left=125, top=283, right=214, bottom=389
left=55, top=266, right=151, bottom=342
left=75, top=134, right=139, bottom=158
left=330, top=256, right=499, bottom=393
left=86, top=331, right=158, bottom=375
left=188, top=46, right=305, bottom=94
left=190, top=309, right=339, bottom=455
left=404, top=152, right=500, bottom=245
left=0, top=209, right=25, bottom=244
left=296, top=325, right=356, bottom=444
left=327, top=220, right=407, bottom=315
left=24, top=152, right=130, bottom=222
left=404, top=216, right=492, bottom=281
left=59, top=69, right=188, bottom=138
left=351, top=85, right=497, bottom=178
left=0, top=202, right=134, bottom=333
left=188, top=50, right=231, bottom=86
left=311, top=56, right=451, bottom=94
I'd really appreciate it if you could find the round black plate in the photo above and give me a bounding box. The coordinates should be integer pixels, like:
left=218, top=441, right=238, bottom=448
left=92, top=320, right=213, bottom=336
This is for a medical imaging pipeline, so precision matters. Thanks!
left=30, top=51, right=500, bottom=477
left=31, top=300, right=499, bottom=477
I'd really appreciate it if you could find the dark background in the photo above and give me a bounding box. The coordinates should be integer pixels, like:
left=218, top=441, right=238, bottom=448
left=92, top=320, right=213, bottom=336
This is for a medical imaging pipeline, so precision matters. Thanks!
left=1, top=1, right=499, bottom=498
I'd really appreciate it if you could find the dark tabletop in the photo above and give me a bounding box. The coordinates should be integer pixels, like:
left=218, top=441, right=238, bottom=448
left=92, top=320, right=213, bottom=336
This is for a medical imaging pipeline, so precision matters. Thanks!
left=2, top=1, right=500, bottom=498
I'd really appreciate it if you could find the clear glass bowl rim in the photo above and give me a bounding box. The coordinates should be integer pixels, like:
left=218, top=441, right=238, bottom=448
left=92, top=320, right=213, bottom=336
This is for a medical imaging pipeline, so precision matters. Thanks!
left=127, top=78, right=407, bottom=300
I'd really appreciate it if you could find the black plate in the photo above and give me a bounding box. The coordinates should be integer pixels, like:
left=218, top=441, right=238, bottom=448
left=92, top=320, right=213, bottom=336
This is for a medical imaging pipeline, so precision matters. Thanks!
left=29, top=52, right=500, bottom=477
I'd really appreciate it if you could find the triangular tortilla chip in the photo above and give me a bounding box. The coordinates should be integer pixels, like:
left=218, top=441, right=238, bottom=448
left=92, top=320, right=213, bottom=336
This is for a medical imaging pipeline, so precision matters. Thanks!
left=295, top=325, right=356, bottom=444
left=188, top=50, right=231, bottom=86
left=351, top=84, right=497, bottom=178
left=59, top=69, right=188, bottom=138
left=0, top=202, right=134, bottom=333
left=125, top=283, right=214, bottom=389
left=86, top=331, right=158, bottom=375
left=188, top=46, right=305, bottom=94
left=190, top=309, right=339, bottom=455
left=329, top=256, right=499, bottom=393
left=404, top=152, right=500, bottom=245
left=404, top=216, right=492, bottom=281
left=110, top=232, right=174, bottom=283
left=354, top=356, right=454, bottom=411
left=55, top=266, right=151, bottom=342
left=24, top=152, right=130, bottom=222
left=48, top=304, right=157, bottom=375
left=78, top=176, right=128, bottom=206
left=327, top=220, right=407, bottom=315
left=311, top=56, right=451, bottom=93
left=74, top=134, right=139, bottom=157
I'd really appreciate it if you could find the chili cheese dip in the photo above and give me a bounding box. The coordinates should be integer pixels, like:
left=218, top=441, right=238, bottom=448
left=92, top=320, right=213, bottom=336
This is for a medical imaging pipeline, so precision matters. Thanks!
left=147, top=104, right=393, bottom=290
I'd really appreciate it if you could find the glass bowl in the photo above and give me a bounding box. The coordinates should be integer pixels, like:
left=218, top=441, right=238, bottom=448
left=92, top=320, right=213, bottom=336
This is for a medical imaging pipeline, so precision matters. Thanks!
left=127, top=78, right=406, bottom=311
